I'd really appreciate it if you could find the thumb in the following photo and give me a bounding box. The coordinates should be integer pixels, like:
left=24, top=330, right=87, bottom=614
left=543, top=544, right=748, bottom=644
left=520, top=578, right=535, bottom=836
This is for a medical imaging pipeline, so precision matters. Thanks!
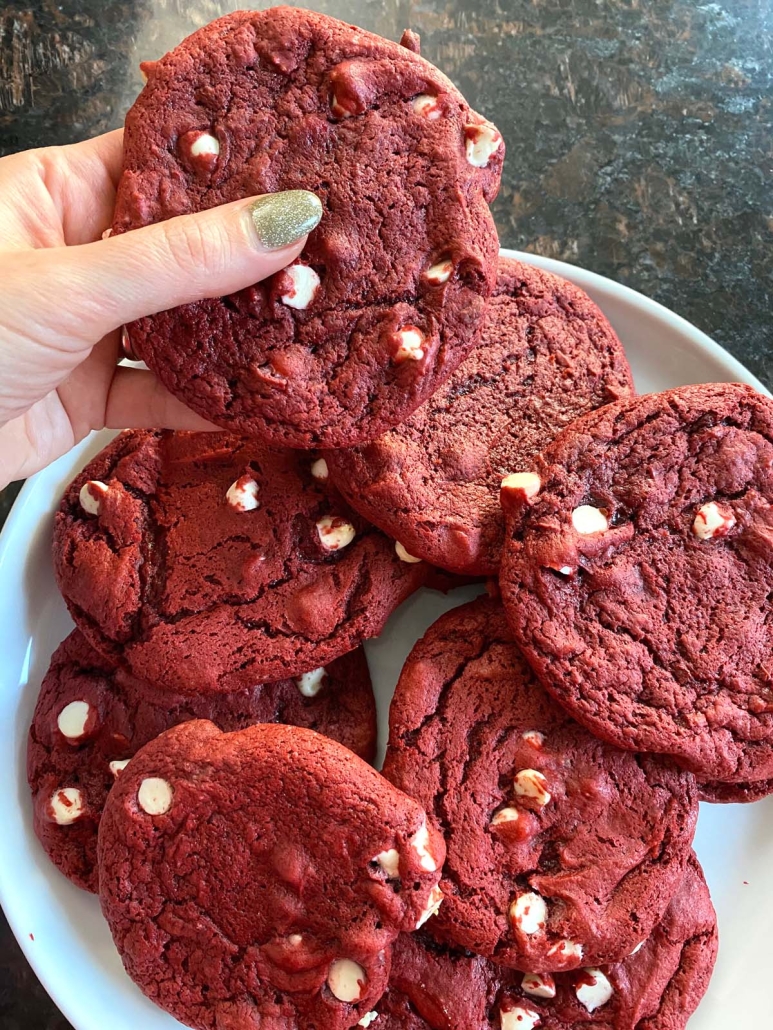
left=11, top=189, right=323, bottom=348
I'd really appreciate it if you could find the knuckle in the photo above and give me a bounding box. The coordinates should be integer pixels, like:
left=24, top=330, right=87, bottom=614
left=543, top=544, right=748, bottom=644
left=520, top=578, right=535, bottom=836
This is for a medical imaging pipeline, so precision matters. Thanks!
left=161, top=215, right=231, bottom=280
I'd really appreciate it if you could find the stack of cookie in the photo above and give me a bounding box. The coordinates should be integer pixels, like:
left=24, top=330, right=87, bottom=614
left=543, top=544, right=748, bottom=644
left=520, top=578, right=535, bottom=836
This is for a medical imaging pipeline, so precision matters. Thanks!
left=28, top=5, right=773, bottom=1028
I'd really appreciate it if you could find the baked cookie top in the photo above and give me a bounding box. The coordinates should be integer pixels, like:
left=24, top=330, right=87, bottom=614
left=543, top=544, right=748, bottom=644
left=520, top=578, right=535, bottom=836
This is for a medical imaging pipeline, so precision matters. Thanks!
left=500, top=382, right=773, bottom=785
left=53, top=430, right=427, bottom=693
left=327, top=258, right=632, bottom=575
left=370, top=854, right=716, bottom=1030
left=98, top=721, right=445, bottom=1030
left=383, top=598, right=698, bottom=970
left=115, top=6, right=503, bottom=448
left=27, top=629, right=377, bottom=892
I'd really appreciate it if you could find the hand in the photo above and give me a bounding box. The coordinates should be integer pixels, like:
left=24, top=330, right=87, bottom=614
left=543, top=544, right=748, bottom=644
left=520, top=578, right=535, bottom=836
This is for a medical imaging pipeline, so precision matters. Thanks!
left=0, top=130, right=322, bottom=489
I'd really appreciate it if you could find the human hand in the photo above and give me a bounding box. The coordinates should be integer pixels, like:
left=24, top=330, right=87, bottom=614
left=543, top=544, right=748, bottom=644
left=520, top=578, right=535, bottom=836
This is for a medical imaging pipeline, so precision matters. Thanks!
left=0, top=129, right=322, bottom=489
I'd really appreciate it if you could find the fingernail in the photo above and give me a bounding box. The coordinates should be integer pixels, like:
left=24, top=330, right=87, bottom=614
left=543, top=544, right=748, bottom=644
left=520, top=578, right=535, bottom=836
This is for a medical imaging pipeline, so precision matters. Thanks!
left=248, top=190, right=323, bottom=251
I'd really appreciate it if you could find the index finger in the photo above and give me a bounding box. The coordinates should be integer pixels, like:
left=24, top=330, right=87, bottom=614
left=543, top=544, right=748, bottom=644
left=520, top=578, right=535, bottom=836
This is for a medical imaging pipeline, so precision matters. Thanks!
left=61, top=128, right=125, bottom=190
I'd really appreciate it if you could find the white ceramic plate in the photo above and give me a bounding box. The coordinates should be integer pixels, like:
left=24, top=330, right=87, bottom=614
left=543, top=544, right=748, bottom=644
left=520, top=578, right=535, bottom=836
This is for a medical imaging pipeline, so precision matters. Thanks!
left=1, top=249, right=771, bottom=1030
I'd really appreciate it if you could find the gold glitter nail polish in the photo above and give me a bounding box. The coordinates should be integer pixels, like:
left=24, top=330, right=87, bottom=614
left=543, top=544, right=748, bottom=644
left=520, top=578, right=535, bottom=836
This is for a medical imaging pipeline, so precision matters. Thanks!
left=249, top=190, right=323, bottom=250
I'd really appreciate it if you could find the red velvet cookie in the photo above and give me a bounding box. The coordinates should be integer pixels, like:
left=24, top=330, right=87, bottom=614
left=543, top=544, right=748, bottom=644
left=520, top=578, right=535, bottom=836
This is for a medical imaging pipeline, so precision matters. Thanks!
left=27, top=629, right=376, bottom=892
left=698, top=778, right=773, bottom=804
left=115, top=7, right=503, bottom=448
left=98, top=721, right=446, bottom=1030
left=326, top=259, right=633, bottom=575
left=369, top=854, right=716, bottom=1030
left=53, top=430, right=428, bottom=694
left=382, top=599, right=698, bottom=971
left=500, top=382, right=773, bottom=786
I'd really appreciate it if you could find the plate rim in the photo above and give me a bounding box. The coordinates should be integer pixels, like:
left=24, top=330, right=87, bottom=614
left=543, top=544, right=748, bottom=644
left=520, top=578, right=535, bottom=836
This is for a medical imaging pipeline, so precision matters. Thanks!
left=0, top=251, right=767, bottom=1029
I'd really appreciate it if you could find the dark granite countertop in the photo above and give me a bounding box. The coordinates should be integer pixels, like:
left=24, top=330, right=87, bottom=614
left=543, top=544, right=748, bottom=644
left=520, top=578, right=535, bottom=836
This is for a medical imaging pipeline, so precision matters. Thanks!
left=1, top=1, right=772, bottom=1026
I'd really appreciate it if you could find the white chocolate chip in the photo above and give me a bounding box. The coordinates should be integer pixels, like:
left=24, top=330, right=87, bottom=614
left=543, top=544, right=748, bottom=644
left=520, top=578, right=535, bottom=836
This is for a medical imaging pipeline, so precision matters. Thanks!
left=109, top=759, right=130, bottom=778
left=57, top=700, right=92, bottom=742
left=328, top=958, right=366, bottom=1002
left=424, top=259, right=453, bottom=284
left=410, top=819, right=439, bottom=871
left=412, top=94, right=442, bottom=120
left=311, top=458, right=329, bottom=480
left=521, top=972, right=556, bottom=1000
left=547, top=939, right=583, bottom=962
left=330, top=90, right=355, bottom=119
left=692, top=501, right=736, bottom=540
left=373, top=848, right=400, bottom=878
left=392, top=326, right=426, bottom=363
left=509, top=892, right=548, bottom=935
left=280, top=264, right=321, bottom=310
left=79, top=480, right=109, bottom=516
left=50, top=787, right=84, bottom=826
left=522, top=730, right=545, bottom=749
left=137, top=777, right=173, bottom=816
left=178, top=130, right=220, bottom=174
left=188, top=132, right=220, bottom=158
left=490, top=807, right=521, bottom=827
left=464, top=123, right=503, bottom=167
left=575, top=969, right=613, bottom=1012
left=416, top=884, right=443, bottom=928
left=630, top=939, right=646, bottom=955
left=513, top=769, right=552, bottom=807
left=287, top=934, right=303, bottom=946
left=296, top=667, right=327, bottom=697
left=500, top=1004, right=541, bottom=1030
left=226, top=475, right=260, bottom=512
left=358, top=1013, right=379, bottom=1028
left=395, top=540, right=422, bottom=563
left=571, top=505, right=609, bottom=535
left=316, top=516, right=356, bottom=551
left=501, top=473, right=542, bottom=502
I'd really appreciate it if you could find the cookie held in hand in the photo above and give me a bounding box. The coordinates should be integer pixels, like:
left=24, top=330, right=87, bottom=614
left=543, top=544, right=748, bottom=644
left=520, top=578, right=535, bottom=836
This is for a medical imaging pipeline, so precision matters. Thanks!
left=116, top=6, right=503, bottom=448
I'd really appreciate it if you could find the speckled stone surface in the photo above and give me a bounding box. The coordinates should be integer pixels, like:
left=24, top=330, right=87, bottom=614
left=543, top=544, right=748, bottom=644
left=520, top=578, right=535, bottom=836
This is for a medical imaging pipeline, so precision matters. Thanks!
left=1, top=1, right=772, bottom=1026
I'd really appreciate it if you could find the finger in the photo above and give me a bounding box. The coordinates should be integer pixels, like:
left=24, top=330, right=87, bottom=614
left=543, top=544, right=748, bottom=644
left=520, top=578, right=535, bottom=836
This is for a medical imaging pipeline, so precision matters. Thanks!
left=0, top=130, right=127, bottom=248
left=55, top=332, right=122, bottom=439
left=61, top=128, right=125, bottom=189
left=102, top=366, right=219, bottom=432
left=56, top=129, right=125, bottom=243
left=0, top=393, right=75, bottom=488
left=12, top=190, right=323, bottom=348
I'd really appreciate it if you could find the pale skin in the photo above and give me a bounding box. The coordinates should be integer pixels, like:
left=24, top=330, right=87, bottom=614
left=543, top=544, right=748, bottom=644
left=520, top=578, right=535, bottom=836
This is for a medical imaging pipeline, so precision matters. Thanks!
left=0, top=129, right=315, bottom=490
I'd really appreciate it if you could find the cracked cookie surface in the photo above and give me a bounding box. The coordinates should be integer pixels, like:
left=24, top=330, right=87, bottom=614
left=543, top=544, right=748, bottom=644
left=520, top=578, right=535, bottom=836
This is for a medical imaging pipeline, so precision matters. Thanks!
left=326, top=258, right=633, bottom=575
left=697, top=777, right=773, bottom=804
left=369, top=855, right=716, bottom=1030
left=500, top=382, right=773, bottom=786
left=53, top=430, right=426, bottom=693
left=98, top=721, right=445, bottom=1030
left=27, top=629, right=376, bottom=892
left=115, top=6, right=503, bottom=448
left=382, top=598, right=698, bottom=971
